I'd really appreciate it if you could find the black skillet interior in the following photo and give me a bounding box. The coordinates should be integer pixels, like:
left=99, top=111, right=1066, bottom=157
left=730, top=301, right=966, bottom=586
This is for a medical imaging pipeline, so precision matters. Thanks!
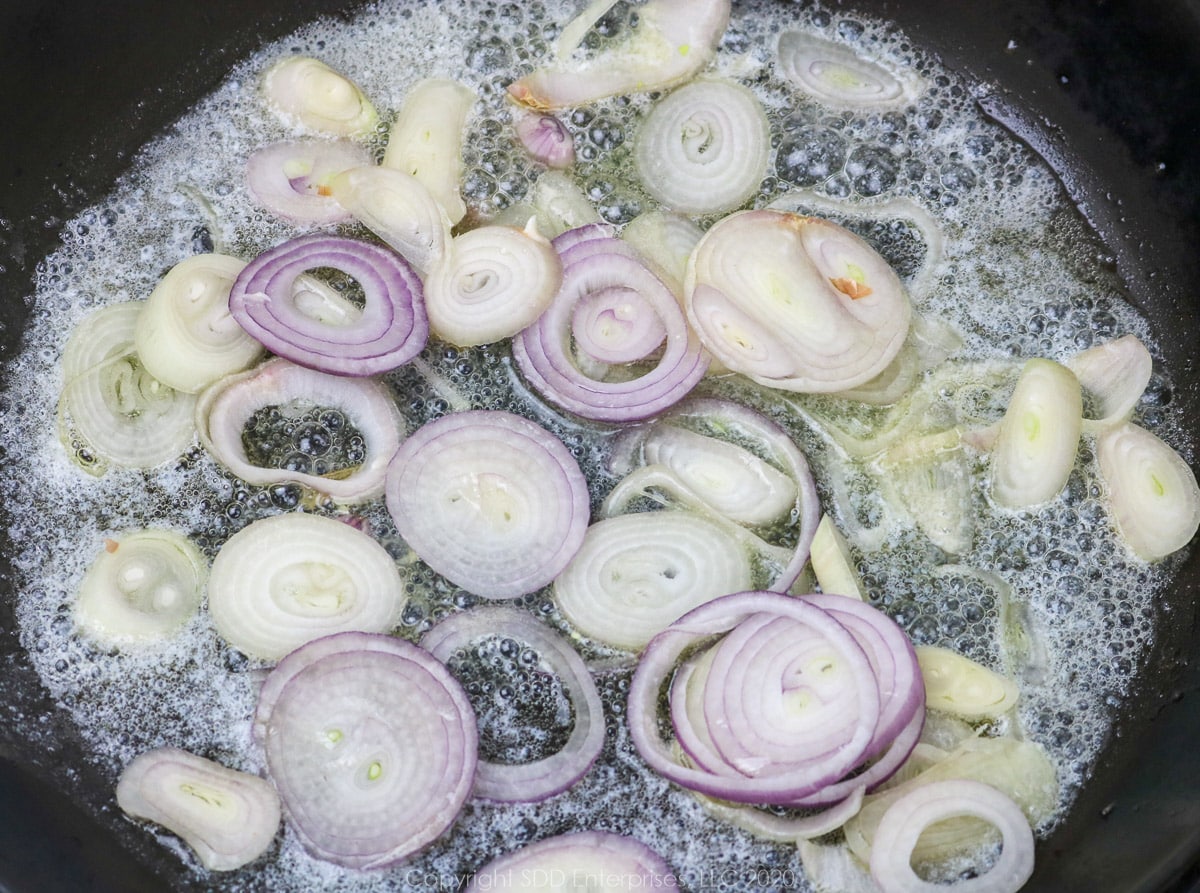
left=1, top=0, right=1198, bottom=890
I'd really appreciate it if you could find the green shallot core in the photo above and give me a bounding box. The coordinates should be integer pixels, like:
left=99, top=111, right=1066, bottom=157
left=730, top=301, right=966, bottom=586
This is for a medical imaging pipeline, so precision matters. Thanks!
left=634, top=78, right=771, bottom=216
left=261, top=56, right=377, bottom=137
left=989, top=358, right=1082, bottom=509
left=915, top=646, right=1020, bottom=720
left=134, top=254, right=264, bottom=394
left=58, top=302, right=197, bottom=473
left=75, top=529, right=207, bottom=647
left=1097, top=421, right=1200, bottom=561
left=382, top=78, right=474, bottom=224
left=116, top=747, right=281, bottom=872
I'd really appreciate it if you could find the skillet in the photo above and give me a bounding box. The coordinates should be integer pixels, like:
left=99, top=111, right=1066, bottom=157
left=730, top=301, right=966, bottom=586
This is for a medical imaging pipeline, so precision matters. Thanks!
left=0, top=0, right=1198, bottom=890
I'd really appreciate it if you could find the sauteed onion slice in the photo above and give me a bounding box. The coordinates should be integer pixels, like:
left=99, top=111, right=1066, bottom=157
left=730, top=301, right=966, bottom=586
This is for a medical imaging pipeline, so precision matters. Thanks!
left=196, top=357, right=403, bottom=503
left=513, top=226, right=709, bottom=422
left=261, top=56, right=377, bottom=137
left=207, top=512, right=405, bottom=661
left=245, top=139, right=372, bottom=225
left=228, top=234, right=427, bottom=376
left=385, top=410, right=590, bottom=599
left=116, top=747, right=281, bottom=872
left=777, top=31, right=919, bottom=110
left=259, top=632, right=476, bottom=869
left=466, top=831, right=673, bottom=892
left=422, top=606, right=605, bottom=802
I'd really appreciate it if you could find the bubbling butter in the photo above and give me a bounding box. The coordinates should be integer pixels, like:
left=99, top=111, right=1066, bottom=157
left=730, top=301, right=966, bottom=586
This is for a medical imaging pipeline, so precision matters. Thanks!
left=0, top=0, right=1186, bottom=890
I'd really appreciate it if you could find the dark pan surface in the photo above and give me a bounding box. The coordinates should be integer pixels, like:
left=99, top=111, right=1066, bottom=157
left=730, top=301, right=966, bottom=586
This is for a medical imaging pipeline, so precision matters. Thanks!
left=1, top=1, right=1198, bottom=890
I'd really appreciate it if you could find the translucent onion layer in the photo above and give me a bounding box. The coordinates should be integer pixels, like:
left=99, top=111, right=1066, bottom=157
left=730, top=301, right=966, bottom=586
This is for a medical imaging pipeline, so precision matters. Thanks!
left=685, top=210, right=911, bottom=392
left=196, top=357, right=403, bottom=503
left=245, top=139, right=372, bottom=225
left=382, top=78, right=474, bottom=224
left=207, top=512, right=406, bottom=660
left=554, top=512, right=753, bottom=651
left=134, top=253, right=263, bottom=394
left=466, top=831, right=673, bottom=893
left=75, top=529, right=206, bottom=647
left=385, top=410, right=590, bottom=599
left=261, top=56, right=377, bottom=137
left=259, top=632, right=476, bottom=869
left=635, top=78, right=770, bottom=215
left=422, top=606, right=605, bottom=802
left=116, top=747, right=281, bottom=872
left=777, top=31, right=920, bottom=110
left=424, top=221, right=563, bottom=347
left=58, top=302, right=197, bottom=471
left=508, top=0, right=732, bottom=109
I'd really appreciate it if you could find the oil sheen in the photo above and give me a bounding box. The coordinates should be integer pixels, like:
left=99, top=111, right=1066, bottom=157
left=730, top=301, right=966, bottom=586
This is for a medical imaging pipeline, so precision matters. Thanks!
left=0, top=0, right=1188, bottom=890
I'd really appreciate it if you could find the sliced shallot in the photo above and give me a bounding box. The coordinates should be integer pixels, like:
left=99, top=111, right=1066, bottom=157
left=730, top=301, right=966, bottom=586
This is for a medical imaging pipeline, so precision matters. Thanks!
left=467, top=831, right=673, bottom=891
left=422, top=606, right=605, bottom=802
left=554, top=512, right=753, bottom=651
left=116, top=747, right=281, bottom=872
left=207, top=512, right=405, bottom=660
left=196, top=357, right=403, bottom=503
left=424, top=220, right=563, bottom=347
left=258, top=632, right=476, bottom=869
left=261, top=56, right=377, bottom=137
left=382, top=78, right=474, bottom=224
left=868, top=780, right=1035, bottom=893
left=1097, top=421, right=1200, bottom=561
left=228, top=233, right=427, bottom=376
left=134, top=253, right=264, bottom=394
left=508, top=0, right=731, bottom=109
left=685, top=210, right=911, bottom=392
left=777, top=31, right=921, bottom=110
left=1067, top=333, right=1154, bottom=434
left=385, top=410, right=590, bottom=599
left=75, top=529, right=206, bottom=647
left=58, top=302, right=197, bottom=472
left=634, top=78, right=771, bottom=216
left=515, top=113, right=576, bottom=169
left=513, top=226, right=709, bottom=422
left=245, top=139, right=372, bottom=225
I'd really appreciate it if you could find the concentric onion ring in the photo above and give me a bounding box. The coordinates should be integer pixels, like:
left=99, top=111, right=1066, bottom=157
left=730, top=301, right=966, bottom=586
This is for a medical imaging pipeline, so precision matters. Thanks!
left=385, top=410, right=589, bottom=599
left=634, top=77, right=770, bottom=215
left=553, top=511, right=753, bottom=651
left=422, top=606, right=605, bottom=802
left=685, top=210, right=910, bottom=393
left=259, top=632, right=476, bottom=869
left=207, top=512, right=405, bottom=660
left=424, top=222, right=562, bottom=347
left=196, top=357, right=403, bottom=503
left=228, top=233, right=427, bottom=376
left=513, top=226, right=709, bottom=421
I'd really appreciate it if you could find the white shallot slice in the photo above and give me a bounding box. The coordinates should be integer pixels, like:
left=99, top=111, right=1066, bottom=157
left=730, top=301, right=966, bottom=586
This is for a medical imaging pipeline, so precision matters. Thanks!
left=634, top=78, right=771, bottom=216
left=554, top=512, right=753, bottom=651
left=245, top=139, right=372, bottom=225
left=207, top=511, right=405, bottom=660
left=329, top=164, right=452, bottom=275
left=134, top=254, right=263, bottom=394
left=259, top=632, right=476, bottom=869
left=261, top=56, right=377, bottom=137
left=382, top=78, right=474, bottom=224
left=989, top=358, right=1082, bottom=509
left=685, top=210, right=911, bottom=392
left=508, top=0, right=732, bottom=110
left=809, top=514, right=866, bottom=601
left=195, top=357, right=403, bottom=504
left=422, top=606, right=605, bottom=802
left=385, top=410, right=590, bottom=599
left=915, top=645, right=1020, bottom=720
left=466, top=831, right=673, bottom=892
left=116, top=747, right=281, bottom=871
left=1097, top=421, right=1200, bottom=561
left=58, top=302, right=197, bottom=472
left=1067, top=333, right=1153, bottom=434
left=868, top=780, right=1035, bottom=893
left=424, top=220, right=563, bottom=346
left=777, top=31, right=921, bottom=110
left=620, top=210, right=704, bottom=297
left=75, top=529, right=206, bottom=647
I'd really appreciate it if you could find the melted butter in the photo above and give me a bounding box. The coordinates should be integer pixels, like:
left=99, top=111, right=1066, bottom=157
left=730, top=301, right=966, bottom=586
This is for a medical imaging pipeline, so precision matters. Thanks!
left=0, top=0, right=1187, bottom=889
